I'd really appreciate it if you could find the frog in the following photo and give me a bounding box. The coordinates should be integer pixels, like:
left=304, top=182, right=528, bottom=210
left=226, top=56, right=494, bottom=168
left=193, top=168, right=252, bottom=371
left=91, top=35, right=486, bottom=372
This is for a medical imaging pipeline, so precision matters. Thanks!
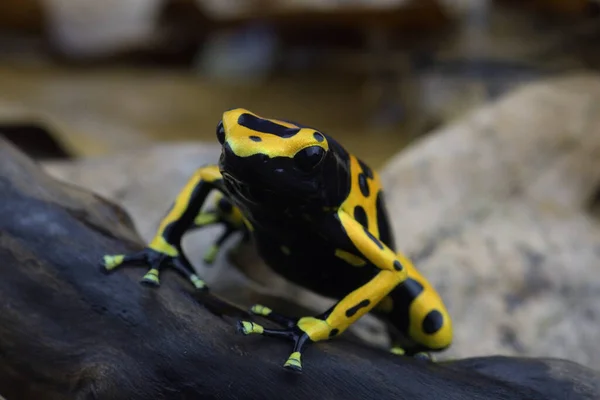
left=100, top=108, right=453, bottom=373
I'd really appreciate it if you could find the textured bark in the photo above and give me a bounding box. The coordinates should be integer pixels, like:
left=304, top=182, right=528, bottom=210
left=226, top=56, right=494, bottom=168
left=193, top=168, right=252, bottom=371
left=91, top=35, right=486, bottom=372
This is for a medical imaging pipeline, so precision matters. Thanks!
left=1, top=137, right=600, bottom=399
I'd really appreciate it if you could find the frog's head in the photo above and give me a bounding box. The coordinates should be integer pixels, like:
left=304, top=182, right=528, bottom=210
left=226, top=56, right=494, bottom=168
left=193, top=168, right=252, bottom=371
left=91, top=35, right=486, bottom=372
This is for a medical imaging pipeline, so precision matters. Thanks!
left=216, top=108, right=330, bottom=210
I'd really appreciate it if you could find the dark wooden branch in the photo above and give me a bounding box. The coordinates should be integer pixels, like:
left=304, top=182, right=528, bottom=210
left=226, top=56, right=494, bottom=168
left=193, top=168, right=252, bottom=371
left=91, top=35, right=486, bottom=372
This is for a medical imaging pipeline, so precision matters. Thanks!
left=1, top=138, right=599, bottom=400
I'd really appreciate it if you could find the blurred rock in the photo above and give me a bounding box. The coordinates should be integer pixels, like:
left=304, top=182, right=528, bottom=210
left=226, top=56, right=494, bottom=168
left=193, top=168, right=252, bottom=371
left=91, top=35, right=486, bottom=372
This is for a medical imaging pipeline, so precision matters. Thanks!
left=0, top=97, right=154, bottom=158
left=44, top=74, right=600, bottom=369
left=195, top=24, right=279, bottom=83
left=496, top=0, right=592, bottom=15
left=380, top=73, right=600, bottom=368
left=41, top=0, right=166, bottom=58
left=196, top=0, right=426, bottom=19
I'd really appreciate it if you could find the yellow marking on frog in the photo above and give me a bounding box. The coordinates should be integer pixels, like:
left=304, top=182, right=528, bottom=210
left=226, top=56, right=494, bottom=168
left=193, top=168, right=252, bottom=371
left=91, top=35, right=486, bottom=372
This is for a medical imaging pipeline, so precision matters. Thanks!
left=242, top=217, right=254, bottom=232
left=211, top=193, right=246, bottom=228
left=405, top=266, right=453, bottom=350
left=322, top=270, right=401, bottom=336
left=148, top=236, right=178, bottom=257
left=103, top=255, right=124, bottom=270
left=297, top=317, right=332, bottom=342
left=149, top=166, right=222, bottom=255
left=194, top=213, right=218, bottom=226
left=224, top=204, right=246, bottom=228
left=340, top=154, right=383, bottom=236
left=337, top=211, right=407, bottom=275
left=375, top=295, right=394, bottom=313
left=372, top=256, right=453, bottom=351
left=334, top=249, right=366, bottom=267
left=305, top=210, right=409, bottom=338
left=221, top=108, right=329, bottom=159
left=251, top=304, right=272, bottom=316
left=390, top=346, right=406, bottom=356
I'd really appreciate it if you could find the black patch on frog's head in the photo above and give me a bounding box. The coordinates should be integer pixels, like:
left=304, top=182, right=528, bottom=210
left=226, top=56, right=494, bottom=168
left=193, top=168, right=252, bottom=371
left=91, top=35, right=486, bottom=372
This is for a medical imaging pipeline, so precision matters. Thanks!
left=218, top=136, right=335, bottom=212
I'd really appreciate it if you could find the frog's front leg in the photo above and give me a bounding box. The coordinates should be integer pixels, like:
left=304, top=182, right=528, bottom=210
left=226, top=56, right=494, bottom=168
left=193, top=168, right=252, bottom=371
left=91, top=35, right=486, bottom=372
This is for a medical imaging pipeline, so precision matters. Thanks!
left=192, top=195, right=249, bottom=265
left=237, top=210, right=409, bottom=372
left=203, top=225, right=237, bottom=265
left=100, top=165, right=224, bottom=290
left=192, top=210, right=234, bottom=265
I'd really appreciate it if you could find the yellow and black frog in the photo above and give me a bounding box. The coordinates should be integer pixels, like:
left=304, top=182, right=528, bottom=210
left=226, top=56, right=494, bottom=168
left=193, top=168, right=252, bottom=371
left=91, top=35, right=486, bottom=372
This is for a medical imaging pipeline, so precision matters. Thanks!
left=101, top=108, right=452, bottom=372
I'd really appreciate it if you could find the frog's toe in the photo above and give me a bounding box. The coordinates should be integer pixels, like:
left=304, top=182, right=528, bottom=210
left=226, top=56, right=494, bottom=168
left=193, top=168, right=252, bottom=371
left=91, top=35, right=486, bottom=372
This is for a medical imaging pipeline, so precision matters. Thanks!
left=237, top=320, right=265, bottom=336
left=202, top=244, right=219, bottom=265
left=101, top=254, right=124, bottom=272
left=100, top=251, right=147, bottom=274
left=283, top=351, right=303, bottom=373
left=140, top=268, right=161, bottom=287
left=249, top=304, right=273, bottom=317
left=389, top=346, right=434, bottom=362
left=414, top=351, right=434, bottom=362
left=189, top=274, right=207, bottom=290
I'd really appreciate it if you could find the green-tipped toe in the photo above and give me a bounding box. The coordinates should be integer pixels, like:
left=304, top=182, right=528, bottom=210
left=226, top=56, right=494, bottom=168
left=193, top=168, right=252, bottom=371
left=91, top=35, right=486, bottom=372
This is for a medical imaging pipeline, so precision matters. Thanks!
left=190, top=274, right=207, bottom=290
left=414, top=352, right=434, bottom=362
left=103, top=254, right=124, bottom=271
left=250, top=304, right=272, bottom=316
left=283, top=351, right=302, bottom=373
left=140, top=268, right=160, bottom=286
left=202, top=245, right=219, bottom=264
left=237, top=321, right=264, bottom=335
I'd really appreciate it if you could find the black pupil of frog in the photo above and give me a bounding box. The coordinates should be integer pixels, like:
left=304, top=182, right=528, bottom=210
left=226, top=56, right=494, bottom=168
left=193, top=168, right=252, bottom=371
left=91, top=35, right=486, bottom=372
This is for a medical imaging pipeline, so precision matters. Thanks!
left=294, top=146, right=325, bottom=172
left=216, top=121, right=225, bottom=144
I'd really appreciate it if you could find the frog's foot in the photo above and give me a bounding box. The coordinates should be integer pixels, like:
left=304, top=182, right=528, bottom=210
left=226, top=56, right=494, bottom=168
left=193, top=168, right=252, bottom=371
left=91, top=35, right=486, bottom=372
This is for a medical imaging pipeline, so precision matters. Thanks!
left=389, top=346, right=434, bottom=362
left=238, top=304, right=309, bottom=373
left=100, top=249, right=207, bottom=291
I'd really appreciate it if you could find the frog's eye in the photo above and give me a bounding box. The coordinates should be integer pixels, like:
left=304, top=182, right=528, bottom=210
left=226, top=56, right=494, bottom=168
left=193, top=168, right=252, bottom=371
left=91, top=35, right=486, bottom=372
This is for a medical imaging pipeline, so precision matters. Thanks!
left=216, top=121, right=225, bottom=144
left=294, top=146, right=325, bottom=172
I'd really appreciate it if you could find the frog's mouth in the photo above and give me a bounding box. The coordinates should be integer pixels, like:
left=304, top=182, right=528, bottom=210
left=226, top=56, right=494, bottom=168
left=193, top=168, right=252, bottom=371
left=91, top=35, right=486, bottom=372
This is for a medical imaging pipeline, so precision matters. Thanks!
left=221, top=169, right=320, bottom=211
left=219, top=144, right=323, bottom=208
left=222, top=172, right=255, bottom=204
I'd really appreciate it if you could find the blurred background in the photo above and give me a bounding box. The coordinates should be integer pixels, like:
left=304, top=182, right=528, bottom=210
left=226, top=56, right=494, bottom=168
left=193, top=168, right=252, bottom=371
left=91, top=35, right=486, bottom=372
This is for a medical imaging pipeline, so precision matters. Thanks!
left=1, top=0, right=600, bottom=169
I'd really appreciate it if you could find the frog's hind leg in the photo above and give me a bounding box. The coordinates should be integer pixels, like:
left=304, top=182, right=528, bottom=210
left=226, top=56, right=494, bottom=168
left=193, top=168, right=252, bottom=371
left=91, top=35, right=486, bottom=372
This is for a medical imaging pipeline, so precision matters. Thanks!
left=238, top=304, right=308, bottom=372
left=375, top=262, right=453, bottom=361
